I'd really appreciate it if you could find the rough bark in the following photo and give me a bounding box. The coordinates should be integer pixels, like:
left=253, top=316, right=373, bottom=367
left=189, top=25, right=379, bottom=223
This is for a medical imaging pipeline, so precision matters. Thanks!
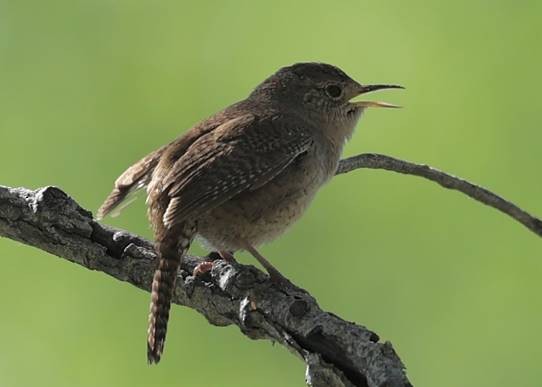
left=1, top=153, right=540, bottom=386
left=0, top=185, right=411, bottom=387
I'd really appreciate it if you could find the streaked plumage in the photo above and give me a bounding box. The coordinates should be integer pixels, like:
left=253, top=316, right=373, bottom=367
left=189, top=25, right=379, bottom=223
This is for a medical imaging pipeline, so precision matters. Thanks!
left=98, top=62, right=401, bottom=364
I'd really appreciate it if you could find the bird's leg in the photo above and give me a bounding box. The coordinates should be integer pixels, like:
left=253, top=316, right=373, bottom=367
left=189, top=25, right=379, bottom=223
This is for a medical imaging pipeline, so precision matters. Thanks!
left=217, top=250, right=236, bottom=262
left=241, top=241, right=289, bottom=284
left=193, top=250, right=236, bottom=276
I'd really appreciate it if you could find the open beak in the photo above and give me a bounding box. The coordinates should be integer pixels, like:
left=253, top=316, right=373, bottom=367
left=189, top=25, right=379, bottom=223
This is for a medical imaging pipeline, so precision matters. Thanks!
left=351, top=84, right=404, bottom=109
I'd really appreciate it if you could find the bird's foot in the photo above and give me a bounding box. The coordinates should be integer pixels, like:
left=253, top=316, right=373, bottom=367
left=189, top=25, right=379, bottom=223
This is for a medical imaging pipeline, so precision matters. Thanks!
left=192, top=251, right=237, bottom=277
left=192, top=260, right=214, bottom=277
left=241, top=241, right=292, bottom=287
left=266, top=267, right=292, bottom=288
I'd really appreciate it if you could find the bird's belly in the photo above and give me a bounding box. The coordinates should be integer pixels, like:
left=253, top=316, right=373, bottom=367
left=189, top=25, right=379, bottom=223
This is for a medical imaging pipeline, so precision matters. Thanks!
left=196, top=161, right=326, bottom=252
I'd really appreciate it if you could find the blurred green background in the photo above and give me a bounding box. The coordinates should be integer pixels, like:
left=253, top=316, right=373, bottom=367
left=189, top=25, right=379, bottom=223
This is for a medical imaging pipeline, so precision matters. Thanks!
left=1, top=1, right=541, bottom=386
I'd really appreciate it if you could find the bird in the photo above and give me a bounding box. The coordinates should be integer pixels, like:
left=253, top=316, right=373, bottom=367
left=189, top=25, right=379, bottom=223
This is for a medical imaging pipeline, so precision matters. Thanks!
left=97, top=62, right=402, bottom=364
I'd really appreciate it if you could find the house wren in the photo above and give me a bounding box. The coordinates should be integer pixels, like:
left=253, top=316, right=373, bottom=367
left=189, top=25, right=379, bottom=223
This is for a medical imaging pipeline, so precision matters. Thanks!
left=97, top=62, right=402, bottom=363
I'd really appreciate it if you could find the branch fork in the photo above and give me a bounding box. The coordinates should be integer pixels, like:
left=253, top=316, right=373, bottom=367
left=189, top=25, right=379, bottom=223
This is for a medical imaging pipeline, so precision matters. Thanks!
left=2, top=153, right=540, bottom=386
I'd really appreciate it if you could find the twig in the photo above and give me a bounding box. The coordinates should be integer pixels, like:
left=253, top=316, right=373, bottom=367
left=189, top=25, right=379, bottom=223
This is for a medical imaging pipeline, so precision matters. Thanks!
left=336, top=153, right=542, bottom=238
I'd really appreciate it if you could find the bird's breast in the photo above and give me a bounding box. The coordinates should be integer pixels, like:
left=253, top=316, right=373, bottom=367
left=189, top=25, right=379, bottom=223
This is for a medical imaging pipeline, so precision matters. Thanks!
left=196, top=146, right=336, bottom=251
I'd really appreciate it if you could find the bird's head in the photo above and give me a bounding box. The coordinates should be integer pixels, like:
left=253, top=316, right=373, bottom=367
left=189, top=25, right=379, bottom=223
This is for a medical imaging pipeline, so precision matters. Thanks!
left=251, top=62, right=403, bottom=140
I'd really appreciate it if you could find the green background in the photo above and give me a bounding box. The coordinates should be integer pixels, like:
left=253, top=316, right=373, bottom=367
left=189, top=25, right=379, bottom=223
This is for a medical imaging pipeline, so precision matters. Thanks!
left=1, top=1, right=541, bottom=386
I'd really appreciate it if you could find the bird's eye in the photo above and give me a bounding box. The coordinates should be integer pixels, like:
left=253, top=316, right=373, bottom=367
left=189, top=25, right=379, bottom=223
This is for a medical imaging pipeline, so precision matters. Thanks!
left=325, top=85, right=343, bottom=99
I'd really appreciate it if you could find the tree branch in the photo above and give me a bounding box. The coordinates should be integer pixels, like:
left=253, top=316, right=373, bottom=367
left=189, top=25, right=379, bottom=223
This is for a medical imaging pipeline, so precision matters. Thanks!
left=1, top=153, right=539, bottom=387
left=337, top=153, right=542, bottom=238
left=0, top=184, right=411, bottom=387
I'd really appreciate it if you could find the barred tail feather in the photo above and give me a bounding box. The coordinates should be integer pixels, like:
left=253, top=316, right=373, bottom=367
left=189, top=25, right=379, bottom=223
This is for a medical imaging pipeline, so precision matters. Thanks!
left=146, top=222, right=194, bottom=364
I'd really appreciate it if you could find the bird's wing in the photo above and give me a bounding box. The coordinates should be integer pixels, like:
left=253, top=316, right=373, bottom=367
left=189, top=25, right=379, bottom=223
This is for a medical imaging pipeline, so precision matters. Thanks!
left=97, top=115, right=226, bottom=220
left=97, top=145, right=168, bottom=219
left=161, top=113, right=313, bottom=227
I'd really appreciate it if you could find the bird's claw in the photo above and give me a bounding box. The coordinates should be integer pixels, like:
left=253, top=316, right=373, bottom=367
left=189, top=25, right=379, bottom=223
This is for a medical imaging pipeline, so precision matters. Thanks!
left=192, top=261, right=214, bottom=277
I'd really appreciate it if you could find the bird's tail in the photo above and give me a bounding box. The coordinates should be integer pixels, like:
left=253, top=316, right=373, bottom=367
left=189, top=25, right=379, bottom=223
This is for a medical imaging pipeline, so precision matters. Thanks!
left=146, top=222, right=195, bottom=364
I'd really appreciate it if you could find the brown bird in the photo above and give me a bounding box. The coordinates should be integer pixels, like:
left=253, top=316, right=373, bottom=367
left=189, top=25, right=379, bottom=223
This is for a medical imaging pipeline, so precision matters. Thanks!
left=97, top=62, right=402, bottom=364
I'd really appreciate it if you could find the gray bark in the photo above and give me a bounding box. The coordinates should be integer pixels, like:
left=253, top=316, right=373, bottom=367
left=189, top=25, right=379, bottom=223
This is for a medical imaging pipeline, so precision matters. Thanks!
left=0, top=184, right=411, bottom=387
left=337, top=153, right=542, bottom=238
left=2, top=153, right=539, bottom=386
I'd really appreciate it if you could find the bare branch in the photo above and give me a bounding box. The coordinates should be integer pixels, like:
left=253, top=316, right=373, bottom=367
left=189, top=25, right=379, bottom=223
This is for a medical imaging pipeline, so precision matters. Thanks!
left=0, top=184, right=411, bottom=387
left=336, top=153, right=542, bottom=238
left=2, top=152, right=538, bottom=386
